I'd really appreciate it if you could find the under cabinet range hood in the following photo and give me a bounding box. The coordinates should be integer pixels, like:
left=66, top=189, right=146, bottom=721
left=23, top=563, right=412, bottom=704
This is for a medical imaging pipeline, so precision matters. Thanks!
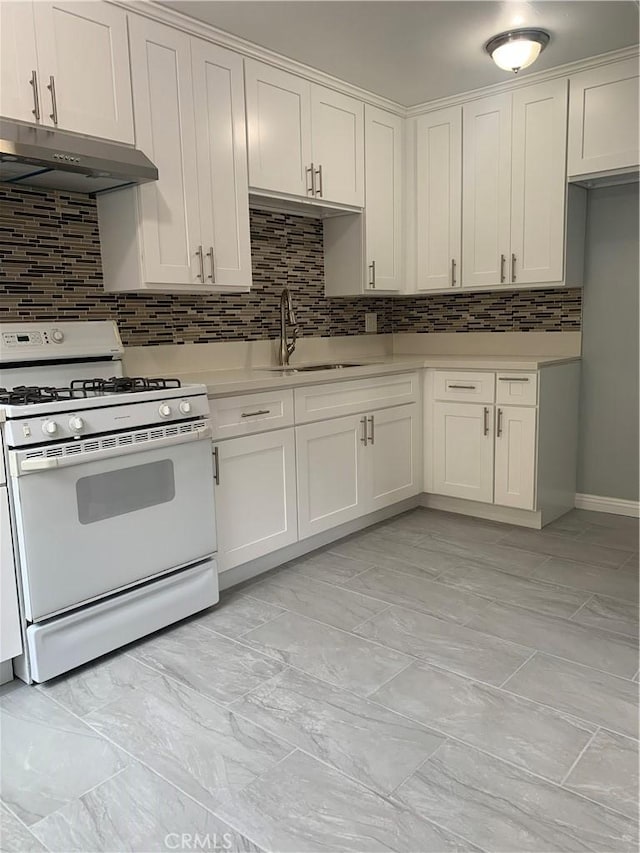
left=0, top=119, right=158, bottom=195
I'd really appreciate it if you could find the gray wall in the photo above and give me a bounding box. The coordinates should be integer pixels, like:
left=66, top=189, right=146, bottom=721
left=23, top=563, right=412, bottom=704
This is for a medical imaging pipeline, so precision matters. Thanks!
left=577, top=183, right=639, bottom=501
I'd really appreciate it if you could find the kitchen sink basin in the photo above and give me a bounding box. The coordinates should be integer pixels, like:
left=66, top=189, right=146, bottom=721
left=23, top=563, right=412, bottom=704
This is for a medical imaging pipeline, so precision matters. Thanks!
left=262, top=362, right=370, bottom=373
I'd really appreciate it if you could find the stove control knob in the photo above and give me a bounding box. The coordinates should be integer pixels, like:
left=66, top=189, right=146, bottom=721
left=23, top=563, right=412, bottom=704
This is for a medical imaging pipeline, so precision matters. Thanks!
left=69, top=416, right=84, bottom=433
left=179, top=400, right=192, bottom=415
left=51, top=329, right=64, bottom=343
left=159, top=403, right=172, bottom=418
left=42, top=420, right=58, bottom=435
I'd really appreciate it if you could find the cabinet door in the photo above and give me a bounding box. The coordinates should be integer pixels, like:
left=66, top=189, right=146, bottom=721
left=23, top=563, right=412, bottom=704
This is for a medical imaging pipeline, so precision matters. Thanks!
left=433, top=402, right=494, bottom=503
left=415, top=107, right=462, bottom=291
left=494, top=406, right=537, bottom=510
left=0, top=2, right=39, bottom=124
left=245, top=60, right=312, bottom=197
left=367, top=404, right=421, bottom=511
left=191, top=39, right=252, bottom=291
left=296, top=414, right=365, bottom=539
left=128, top=15, right=201, bottom=287
left=568, top=58, right=639, bottom=177
left=462, top=94, right=512, bottom=288
left=311, top=85, right=364, bottom=206
left=364, top=105, right=404, bottom=292
left=1, top=489, right=22, bottom=662
left=215, top=429, right=298, bottom=572
left=33, top=2, right=133, bottom=142
left=510, top=80, right=568, bottom=285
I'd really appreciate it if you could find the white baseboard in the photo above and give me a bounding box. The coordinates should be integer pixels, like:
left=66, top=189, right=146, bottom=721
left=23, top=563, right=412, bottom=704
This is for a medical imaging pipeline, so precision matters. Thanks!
left=574, top=493, right=640, bottom=518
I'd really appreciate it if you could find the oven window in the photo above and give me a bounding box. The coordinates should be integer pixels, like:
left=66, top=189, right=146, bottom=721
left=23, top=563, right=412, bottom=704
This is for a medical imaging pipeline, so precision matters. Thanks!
left=76, top=460, right=175, bottom=524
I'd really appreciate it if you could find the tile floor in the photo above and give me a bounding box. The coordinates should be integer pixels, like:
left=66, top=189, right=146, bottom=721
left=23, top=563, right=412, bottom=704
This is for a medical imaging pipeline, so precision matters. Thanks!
left=1, top=508, right=638, bottom=852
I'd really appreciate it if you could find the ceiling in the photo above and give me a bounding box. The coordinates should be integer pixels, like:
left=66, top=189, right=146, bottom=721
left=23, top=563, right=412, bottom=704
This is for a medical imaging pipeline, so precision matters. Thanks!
left=159, top=1, right=639, bottom=105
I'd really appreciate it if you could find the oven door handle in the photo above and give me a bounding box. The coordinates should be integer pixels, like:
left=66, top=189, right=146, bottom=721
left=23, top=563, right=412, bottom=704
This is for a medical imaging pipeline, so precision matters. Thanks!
left=13, top=425, right=212, bottom=476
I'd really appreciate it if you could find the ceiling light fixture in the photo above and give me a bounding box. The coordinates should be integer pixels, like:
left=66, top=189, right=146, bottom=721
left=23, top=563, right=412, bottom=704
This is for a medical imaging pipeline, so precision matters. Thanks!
left=485, top=28, right=550, bottom=74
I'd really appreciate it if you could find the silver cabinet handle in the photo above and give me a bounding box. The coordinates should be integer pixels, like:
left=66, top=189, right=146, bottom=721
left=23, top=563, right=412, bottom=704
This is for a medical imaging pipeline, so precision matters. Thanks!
left=499, top=377, right=529, bottom=382
left=449, top=384, right=476, bottom=390
left=30, top=70, right=40, bottom=120
left=206, top=246, right=215, bottom=283
left=368, top=260, right=376, bottom=289
left=451, top=258, right=456, bottom=287
left=360, top=416, right=368, bottom=446
left=213, top=446, right=220, bottom=485
left=47, top=75, right=58, bottom=124
left=306, top=163, right=315, bottom=196
left=367, top=415, right=375, bottom=445
left=500, top=253, right=506, bottom=283
left=196, top=245, right=205, bottom=281
left=483, top=406, right=489, bottom=436
left=314, top=164, right=323, bottom=197
left=511, top=253, right=517, bottom=283
left=241, top=409, right=270, bottom=418
left=496, top=408, right=503, bottom=438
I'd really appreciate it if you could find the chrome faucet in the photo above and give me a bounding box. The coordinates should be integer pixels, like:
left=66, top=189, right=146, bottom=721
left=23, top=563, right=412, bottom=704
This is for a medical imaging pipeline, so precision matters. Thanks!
left=279, top=287, right=298, bottom=366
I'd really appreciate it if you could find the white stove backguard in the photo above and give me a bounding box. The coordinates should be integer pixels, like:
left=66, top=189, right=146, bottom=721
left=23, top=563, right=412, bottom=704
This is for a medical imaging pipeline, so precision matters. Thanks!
left=0, top=358, right=123, bottom=391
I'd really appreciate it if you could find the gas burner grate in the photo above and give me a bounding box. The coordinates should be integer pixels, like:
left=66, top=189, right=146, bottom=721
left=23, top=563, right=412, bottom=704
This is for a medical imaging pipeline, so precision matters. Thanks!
left=0, top=385, right=89, bottom=406
left=70, top=376, right=182, bottom=395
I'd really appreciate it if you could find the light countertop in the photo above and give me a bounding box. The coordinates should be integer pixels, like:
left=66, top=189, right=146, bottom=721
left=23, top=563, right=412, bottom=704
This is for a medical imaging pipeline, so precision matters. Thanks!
left=175, top=354, right=580, bottom=397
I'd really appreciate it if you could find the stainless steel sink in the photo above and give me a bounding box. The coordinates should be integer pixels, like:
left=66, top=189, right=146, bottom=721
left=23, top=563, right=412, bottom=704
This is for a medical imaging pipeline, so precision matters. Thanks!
left=262, top=362, right=369, bottom=373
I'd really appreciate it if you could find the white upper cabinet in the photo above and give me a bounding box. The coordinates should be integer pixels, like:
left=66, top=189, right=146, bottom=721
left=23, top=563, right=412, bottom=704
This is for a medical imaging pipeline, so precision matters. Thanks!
left=310, top=86, right=364, bottom=206
left=415, top=106, right=462, bottom=291
left=462, top=93, right=512, bottom=289
left=364, top=105, right=404, bottom=291
left=568, top=57, right=639, bottom=179
left=510, top=79, right=568, bottom=285
left=0, top=1, right=133, bottom=142
left=245, top=60, right=312, bottom=198
left=191, top=39, right=252, bottom=290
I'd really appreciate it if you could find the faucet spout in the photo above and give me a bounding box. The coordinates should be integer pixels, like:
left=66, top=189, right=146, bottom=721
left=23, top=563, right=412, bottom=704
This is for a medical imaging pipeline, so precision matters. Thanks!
left=279, top=287, right=298, bottom=366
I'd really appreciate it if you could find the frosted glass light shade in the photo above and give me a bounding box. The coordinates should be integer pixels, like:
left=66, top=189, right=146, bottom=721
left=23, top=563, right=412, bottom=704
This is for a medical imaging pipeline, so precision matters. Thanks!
left=485, top=29, right=550, bottom=74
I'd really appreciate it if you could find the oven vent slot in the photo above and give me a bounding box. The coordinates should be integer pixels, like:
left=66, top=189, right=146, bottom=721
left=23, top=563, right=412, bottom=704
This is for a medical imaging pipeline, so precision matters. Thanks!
left=165, top=426, right=179, bottom=437
left=45, top=447, right=64, bottom=458
left=84, top=441, right=100, bottom=452
left=118, top=435, right=134, bottom=446
left=101, top=437, right=117, bottom=449
left=65, top=444, right=82, bottom=455
left=134, top=432, right=150, bottom=443
left=150, top=429, right=164, bottom=440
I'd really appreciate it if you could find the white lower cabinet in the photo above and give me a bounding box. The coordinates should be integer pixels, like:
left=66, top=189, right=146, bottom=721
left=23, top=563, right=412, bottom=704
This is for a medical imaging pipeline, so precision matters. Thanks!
left=433, top=402, right=495, bottom=504
left=494, top=406, right=537, bottom=510
left=214, top=429, right=298, bottom=572
left=368, top=404, right=422, bottom=511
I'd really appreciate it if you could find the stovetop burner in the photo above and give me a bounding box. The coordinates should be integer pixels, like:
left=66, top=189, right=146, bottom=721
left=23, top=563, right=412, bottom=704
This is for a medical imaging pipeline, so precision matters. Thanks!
left=0, top=377, right=182, bottom=406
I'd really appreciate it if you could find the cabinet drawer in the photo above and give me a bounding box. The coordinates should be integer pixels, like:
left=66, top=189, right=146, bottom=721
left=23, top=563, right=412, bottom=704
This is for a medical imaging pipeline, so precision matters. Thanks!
left=496, top=373, right=538, bottom=406
left=209, top=389, right=294, bottom=439
left=294, top=372, right=419, bottom=424
left=434, top=371, right=495, bottom=404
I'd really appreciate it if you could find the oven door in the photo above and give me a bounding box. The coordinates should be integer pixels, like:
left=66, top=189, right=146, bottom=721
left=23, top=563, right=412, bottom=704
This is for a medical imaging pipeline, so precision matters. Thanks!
left=9, top=424, right=216, bottom=621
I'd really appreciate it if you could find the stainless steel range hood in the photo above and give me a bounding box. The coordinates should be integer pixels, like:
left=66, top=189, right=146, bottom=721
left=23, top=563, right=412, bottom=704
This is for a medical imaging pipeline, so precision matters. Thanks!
left=0, top=119, right=158, bottom=195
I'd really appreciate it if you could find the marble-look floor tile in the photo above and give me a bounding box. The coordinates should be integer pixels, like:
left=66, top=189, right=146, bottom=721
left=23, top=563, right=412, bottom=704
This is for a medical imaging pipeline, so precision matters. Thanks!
left=240, top=611, right=411, bottom=696
left=230, top=667, right=444, bottom=794
left=576, top=524, right=639, bottom=553
left=329, top=536, right=442, bottom=579
left=0, top=687, right=126, bottom=826
left=532, top=556, right=639, bottom=600
left=354, top=605, right=531, bottom=685
left=291, top=550, right=374, bottom=585
left=571, top=594, right=639, bottom=638
left=564, top=729, right=639, bottom=820
left=197, top=594, right=285, bottom=639
left=436, top=562, right=590, bottom=618
left=370, top=661, right=594, bottom=782
left=415, top=534, right=548, bottom=577
left=245, top=570, right=387, bottom=630
left=395, top=739, right=638, bottom=852
left=500, top=528, right=629, bottom=568
left=128, top=621, right=284, bottom=704
left=212, top=749, right=477, bottom=852
left=343, top=567, right=490, bottom=625
left=0, top=804, right=47, bottom=852
left=30, top=762, right=263, bottom=853
left=86, top=676, right=290, bottom=811
left=467, top=600, right=639, bottom=678
left=36, top=651, right=158, bottom=717
left=503, top=653, right=639, bottom=739
left=388, top=509, right=509, bottom=544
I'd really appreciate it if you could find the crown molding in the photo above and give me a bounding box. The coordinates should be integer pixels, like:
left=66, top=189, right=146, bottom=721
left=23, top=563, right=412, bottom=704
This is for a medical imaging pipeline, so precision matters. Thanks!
left=112, top=0, right=406, bottom=116
left=406, top=45, right=640, bottom=117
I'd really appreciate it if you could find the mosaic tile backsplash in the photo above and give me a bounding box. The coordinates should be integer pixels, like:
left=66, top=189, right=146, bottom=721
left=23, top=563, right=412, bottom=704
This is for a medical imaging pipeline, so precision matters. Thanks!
left=1, top=185, right=581, bottom=346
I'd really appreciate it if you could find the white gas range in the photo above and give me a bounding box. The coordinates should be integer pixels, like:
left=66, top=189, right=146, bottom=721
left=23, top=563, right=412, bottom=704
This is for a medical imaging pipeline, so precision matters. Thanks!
left=0, top=320, right=219, bottom=683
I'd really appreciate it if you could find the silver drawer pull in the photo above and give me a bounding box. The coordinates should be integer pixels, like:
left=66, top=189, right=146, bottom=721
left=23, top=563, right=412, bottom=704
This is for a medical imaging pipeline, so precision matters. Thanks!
left=499, top=377, right=529, bottom=382
left=483, top=407, right=489, bottom=436
left=367, top=414, right=375, bottom=445
left=360, top=416, right=368, bottom=446
left=240, top=409, right=271, bottom=418
left=448, top=384, right=476, bottom=390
